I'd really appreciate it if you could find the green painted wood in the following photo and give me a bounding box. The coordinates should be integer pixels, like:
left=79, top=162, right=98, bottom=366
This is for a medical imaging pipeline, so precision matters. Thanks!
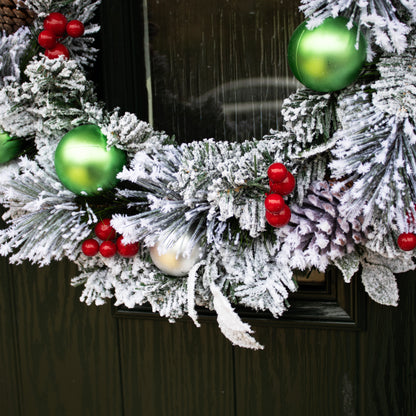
left=117, top=317, right=235, bottom=416
left=359, top=271, right=416, bottom=415
left=233, top=325, right=358, bottom=415
left=10, top=260, right=123, bottom=416
left=0, top=261, right=22, bottom=416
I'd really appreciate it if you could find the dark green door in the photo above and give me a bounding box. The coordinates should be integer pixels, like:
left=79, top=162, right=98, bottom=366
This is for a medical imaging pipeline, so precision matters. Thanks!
left=1, top=1, right=415, bottom=415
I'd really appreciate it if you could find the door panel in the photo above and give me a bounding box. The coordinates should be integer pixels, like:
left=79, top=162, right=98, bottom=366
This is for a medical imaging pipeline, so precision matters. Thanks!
left=118, top=318, right=235, bottom=416
left=234, top=327, right=358, bottom=415
left=359, top=272, right=416, bottom=416
left=3, top=263, right=416, bottom=415
left=10, top=261, right=123, bottom=416
left=0, top=263, right=21, bottom=416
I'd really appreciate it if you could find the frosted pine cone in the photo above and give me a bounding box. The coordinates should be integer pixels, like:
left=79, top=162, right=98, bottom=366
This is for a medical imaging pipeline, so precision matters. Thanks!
left=277, top=181, right=366, bottom=272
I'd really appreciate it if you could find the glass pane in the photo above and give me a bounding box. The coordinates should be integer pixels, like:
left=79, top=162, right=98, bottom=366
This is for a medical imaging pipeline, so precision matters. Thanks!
left=148, top=0, right=303, bottom=142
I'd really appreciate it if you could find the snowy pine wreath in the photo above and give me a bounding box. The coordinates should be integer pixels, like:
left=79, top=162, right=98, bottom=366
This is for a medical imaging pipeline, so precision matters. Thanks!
left=0, top=0, right=416, bottom=349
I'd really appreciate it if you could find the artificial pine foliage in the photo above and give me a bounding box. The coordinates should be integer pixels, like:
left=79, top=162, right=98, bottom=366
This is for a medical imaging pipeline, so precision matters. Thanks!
left=272, top=89, right=338, bottom=203
left=0, top=27, right=31, bottom=86
left=331, top=48, right=416, bottom=242
left=0, top=57, right=100, bottom=156
left=0, top=0, right=415, bottom=349
left=0, top=156, right=93, bottom=265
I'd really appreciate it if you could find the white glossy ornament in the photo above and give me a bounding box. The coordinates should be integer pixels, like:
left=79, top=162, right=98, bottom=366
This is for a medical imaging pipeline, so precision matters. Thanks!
left=149, top=233, right=204, bottom=277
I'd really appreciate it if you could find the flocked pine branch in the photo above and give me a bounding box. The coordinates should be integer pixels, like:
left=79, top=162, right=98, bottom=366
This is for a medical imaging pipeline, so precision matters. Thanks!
left=73, top=251, right=191, bottom=319
left=331, top=50, right=416, bottom=251
left=0, top=157, right=94, bottom=265
left=63, top=22, right=100, bottom=68
left=178, top=139, right=276, bottom=241
left=112, top=137, right=283, bottom=251
left=280, top=89, right=338, bottom=152
left=112, top=143, right=199, bottom=248
left=0, top=27, right=31, bottom=87
left=191, top=240, right=296, bottom=350
left=331, top=92, right=415, bottom=234
left=109, top=134, right=298, bottom=349
left=72, top=266, right=113, bottom=306
left=269, top=88, right=338, bottom=203
left=300, top=0, right=416, bottom=54
left=101, top=111, right=171, bottom=156
left=0, top=56, right=103, bottom=160
left=372, top=46, right=416, bottom=121
left=218, top=238, right=296, bottom=317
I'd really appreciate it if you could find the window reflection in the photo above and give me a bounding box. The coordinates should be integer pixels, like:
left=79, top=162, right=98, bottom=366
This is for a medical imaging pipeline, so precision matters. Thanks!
left=148, top=0, right=302, bottom=142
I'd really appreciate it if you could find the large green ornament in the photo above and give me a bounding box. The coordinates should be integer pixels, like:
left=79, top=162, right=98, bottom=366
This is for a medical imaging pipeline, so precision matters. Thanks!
left=0, top=132, right=22, bottom=164
left=54, top=124, right=126, bottom=196
left=288, top=17, right=367, bottom=93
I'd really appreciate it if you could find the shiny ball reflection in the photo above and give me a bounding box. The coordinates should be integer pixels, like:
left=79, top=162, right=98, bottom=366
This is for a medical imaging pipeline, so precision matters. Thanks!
left=54, top=124, right=126, bottom=195
left=149, top=233, right=204, bottom=277
left=0, top=132, right=22, bottom=164
left=288, top=17, right=367, bottom=92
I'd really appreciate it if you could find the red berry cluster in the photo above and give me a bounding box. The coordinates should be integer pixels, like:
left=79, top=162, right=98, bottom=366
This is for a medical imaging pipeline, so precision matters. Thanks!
left=37, top=12, right=85, bottom=59
left=397, top=232, right=416, bottom=251
left=265, top=163, right=295, bottom=228
left=81, top=218, right=140, bottom=258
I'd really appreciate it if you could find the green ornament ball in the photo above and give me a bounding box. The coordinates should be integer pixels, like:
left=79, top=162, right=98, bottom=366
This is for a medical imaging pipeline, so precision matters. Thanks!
left=54, top=124, right=127, bottom=196
left=288, top=17, right=367, bottom=92
left=0, top=132, right=22, bottom=164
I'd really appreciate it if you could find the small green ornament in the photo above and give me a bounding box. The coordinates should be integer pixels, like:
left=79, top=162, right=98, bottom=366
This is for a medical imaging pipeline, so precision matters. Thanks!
left=0, top=132, right=22, bottom=164
left=288, top=17, right=367, bottom=92
left=54, top=124, right=126, bottom=196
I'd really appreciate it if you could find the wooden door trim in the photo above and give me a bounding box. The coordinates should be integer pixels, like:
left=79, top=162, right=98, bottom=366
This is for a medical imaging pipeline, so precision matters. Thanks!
left=113, top=269, right=366, bottom=330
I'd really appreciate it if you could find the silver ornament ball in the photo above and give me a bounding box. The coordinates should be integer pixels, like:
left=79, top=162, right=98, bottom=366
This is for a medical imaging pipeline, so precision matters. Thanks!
left=149, top=232, right=204, bottom=277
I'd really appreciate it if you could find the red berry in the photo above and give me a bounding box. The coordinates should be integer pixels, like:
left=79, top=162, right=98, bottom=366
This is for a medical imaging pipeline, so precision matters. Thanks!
left=38, top=29, right=57, bottom=49
left=99, top=241, right=117, bottom=257
left=95, top=218, right=117, bottom=240
left=397, top=233, right=416, bottom=251
left=265, top=193, right=285, bottom=214
left=81, top=239, right=99, bottom=256
left=116, top=236, right=139, bottom=258
left=269, top=172, right=296, bottom=196
left=66, top=20, right=85, bottom=38
left=265, top=204, right=291, bottom=227
left=43, top=12, right=68, bottom=36
left=267, top=163, right=288, bottom=183
left=44, top=43, right=70, bottom=59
